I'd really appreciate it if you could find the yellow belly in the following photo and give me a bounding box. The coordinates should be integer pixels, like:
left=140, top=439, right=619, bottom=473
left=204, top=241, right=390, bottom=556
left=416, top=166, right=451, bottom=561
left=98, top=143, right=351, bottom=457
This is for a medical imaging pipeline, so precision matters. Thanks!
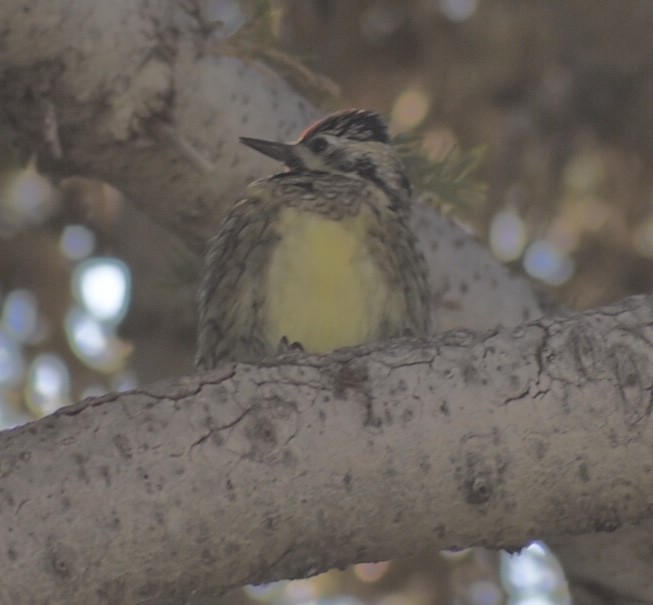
left=265, top=208, right=388, bottom=353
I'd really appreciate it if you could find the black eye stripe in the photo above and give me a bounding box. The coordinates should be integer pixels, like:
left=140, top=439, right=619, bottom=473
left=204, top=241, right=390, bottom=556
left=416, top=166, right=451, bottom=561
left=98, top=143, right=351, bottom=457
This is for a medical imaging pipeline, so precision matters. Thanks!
left=355, top=158, right=376, bottom=179
left=308, top=137, right=328, bottom=153
left=399, top=172, right=411, bottom=195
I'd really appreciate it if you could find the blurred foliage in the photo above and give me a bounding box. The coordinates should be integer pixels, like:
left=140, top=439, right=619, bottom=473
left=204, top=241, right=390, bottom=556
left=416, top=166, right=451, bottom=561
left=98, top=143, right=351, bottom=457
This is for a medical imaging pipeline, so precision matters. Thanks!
left=393, top=132, right=486, bottom=216
left=276, top=0, right=653, bottom=309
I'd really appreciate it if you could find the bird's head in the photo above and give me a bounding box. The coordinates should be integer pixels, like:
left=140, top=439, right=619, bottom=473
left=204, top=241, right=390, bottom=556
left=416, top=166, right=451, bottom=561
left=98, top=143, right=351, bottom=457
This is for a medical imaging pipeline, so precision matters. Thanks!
left=240, top=109, right=411, bottom=207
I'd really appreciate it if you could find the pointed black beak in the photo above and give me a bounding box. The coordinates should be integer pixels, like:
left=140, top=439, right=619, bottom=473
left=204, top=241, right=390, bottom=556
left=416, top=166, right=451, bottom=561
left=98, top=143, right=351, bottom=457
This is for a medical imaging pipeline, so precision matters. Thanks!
left=239, top=137, right=295, bottom=165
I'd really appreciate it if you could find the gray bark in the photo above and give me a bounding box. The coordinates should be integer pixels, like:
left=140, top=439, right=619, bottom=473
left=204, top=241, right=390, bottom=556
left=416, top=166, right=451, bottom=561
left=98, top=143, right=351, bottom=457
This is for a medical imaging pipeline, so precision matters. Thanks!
left=1, top=294, right=653, bottom=604
left=0, top=0, right=318, bottom=252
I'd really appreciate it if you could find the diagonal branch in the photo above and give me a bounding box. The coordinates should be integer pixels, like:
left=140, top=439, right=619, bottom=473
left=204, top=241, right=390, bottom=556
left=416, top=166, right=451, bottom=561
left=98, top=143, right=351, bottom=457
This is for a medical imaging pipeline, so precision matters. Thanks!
left=1, top=294, right=653, bottom=603
left=0, top=0, right=319, bottom=252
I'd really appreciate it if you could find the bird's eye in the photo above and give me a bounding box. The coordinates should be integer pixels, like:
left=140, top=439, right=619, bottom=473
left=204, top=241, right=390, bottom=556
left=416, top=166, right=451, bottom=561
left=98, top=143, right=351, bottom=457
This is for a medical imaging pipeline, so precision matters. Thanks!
left=307, top=137, right=328, bottom=153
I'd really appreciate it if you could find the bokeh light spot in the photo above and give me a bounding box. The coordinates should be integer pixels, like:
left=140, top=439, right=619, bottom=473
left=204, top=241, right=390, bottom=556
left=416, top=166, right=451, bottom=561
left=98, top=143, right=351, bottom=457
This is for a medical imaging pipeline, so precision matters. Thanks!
left=501, top=542, right=570, bottom=603
left=1, top=160, right=57, bottom=234
left=377, top=593, right=414, bottom=605
left=508, top=598, right=557, bottom=605
left=524, top=542, right=548, bottom=557
left=205, top=0, right=246, bottom=39
left=392, top=90, right=430, bottom=130
left=468, top=580, right=503, bottom=605
left=284, top=578, right=319, bottom=603
left=26, top=353, right=70, bottom=416
left=0, top=393, right=32, bottom=429
left=489, top=210, right=527, bottom=261
left=66, top=307, right=110, bottom=359
left=439, top=0, right=479, bottom=22
left=523, top=240, right=574, bottom=285
left=353, top=561, right=390, bottom=583
left=2, top=289, right=39, bottom=343
left=60, top=224, right=96, bottom=260
left=65, top=307, right=130, bottom=372
left=441, top=547, right=473, bottom=560
left=73, top=257, right=131, bottom=323
left=0, top=329, right=25, bottom=387
left=244, top=582, right=286, bottom=602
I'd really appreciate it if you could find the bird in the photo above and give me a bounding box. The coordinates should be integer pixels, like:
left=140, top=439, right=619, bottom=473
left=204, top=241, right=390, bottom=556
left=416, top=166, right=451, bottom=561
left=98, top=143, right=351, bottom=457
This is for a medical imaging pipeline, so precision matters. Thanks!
left=196, top=108, right=431, bottom=370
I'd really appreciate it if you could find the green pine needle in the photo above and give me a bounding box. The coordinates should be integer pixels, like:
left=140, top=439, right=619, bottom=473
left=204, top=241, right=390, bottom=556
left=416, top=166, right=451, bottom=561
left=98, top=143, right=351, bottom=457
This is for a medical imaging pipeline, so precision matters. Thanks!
left=393, top=132, right=486, bottom=216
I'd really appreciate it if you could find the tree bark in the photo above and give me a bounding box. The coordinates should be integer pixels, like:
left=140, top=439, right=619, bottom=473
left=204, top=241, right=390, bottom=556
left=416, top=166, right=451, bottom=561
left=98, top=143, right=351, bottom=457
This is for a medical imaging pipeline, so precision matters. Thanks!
left=0, top=0, right=318, bottom=253
left=1, top=294, right=653, bottom=604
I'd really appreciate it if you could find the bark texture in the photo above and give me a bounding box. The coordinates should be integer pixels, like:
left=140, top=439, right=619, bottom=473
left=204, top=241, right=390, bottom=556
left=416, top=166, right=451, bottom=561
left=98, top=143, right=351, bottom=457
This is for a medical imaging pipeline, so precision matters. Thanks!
left=0, top=0, right=318, bottom=252
left=1, top=295, right=652, bottom=604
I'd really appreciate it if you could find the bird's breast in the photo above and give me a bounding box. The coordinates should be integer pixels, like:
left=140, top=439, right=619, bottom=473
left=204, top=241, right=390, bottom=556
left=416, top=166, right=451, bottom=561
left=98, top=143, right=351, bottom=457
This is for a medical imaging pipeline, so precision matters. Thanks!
left=264, top=207, right=389, bottom=353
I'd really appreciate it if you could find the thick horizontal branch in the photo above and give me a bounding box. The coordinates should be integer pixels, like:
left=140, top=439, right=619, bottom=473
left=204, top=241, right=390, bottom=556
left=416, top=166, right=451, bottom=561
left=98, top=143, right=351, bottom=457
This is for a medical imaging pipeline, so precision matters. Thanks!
left=1, top=294, right=653, bottom=603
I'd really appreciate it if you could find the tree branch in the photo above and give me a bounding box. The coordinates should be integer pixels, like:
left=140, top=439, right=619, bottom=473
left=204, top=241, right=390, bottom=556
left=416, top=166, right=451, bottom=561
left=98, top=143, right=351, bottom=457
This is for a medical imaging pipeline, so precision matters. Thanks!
left=0, top=0, right=319, bottom=252
left=2, top=294, right=653, bottom=603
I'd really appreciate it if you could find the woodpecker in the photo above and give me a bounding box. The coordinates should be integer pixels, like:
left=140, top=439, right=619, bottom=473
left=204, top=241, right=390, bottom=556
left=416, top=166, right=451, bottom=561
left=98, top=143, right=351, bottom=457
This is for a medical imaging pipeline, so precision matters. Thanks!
left=196, top=109, right=431, bottom=369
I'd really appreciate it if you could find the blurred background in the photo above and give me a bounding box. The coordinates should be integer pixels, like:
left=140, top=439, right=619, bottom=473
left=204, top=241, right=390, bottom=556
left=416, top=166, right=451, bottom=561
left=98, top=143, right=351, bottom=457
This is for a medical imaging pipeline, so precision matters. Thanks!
left=3, top=0, right=653, bottom=602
